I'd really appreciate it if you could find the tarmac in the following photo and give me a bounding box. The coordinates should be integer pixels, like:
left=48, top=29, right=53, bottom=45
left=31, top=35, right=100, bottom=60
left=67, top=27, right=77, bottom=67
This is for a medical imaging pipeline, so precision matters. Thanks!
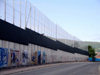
left=0, top=62, right=100, bottom=75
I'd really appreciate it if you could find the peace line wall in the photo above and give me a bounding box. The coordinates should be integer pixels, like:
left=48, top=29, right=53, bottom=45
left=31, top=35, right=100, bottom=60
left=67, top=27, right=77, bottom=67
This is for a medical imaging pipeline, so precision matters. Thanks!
left=0, top=40, right=88, bottom=68
left=0, top=19, right=89, bottom=68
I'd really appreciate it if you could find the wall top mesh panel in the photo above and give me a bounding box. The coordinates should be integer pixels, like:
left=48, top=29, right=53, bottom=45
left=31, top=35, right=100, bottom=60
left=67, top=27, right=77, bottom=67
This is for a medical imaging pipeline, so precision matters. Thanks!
left=0, top=0, right=80, bottom=43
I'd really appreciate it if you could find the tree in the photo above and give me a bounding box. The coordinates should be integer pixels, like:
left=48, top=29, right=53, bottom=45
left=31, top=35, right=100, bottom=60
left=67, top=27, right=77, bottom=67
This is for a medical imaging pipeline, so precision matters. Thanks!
left=88, top=45, right=96, bottom=61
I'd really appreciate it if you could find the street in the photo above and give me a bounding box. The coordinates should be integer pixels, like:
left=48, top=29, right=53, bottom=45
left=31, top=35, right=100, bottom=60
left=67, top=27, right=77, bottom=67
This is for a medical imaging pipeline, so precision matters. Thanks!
left=9, top=62, right=100, bottom=75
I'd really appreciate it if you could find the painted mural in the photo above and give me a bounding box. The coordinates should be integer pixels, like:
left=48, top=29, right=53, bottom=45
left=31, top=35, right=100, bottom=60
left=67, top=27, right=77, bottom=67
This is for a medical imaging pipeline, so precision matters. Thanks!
left=34, top=51, right=38, bottom=64
left=31, top=52, right=36, bottom=64
left=42, top=51, right=46, bottom=64
left=0, top=48, right=8, bottom=68
left=31, top=51, right=46, bottom=65
left=95, top=52, right=100, bottom=61
left=0, top=46, right=89, bottom=68
left=10, top=50, right=20, bottom=66
left=38, top=51, right=41, bottom=64
left=22, top=50, right=28, bottom=65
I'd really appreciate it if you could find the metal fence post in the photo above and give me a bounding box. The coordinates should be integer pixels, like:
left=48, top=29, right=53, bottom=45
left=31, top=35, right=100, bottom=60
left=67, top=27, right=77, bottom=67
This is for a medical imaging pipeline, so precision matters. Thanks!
left=34, top=7, right=36, bottom=31
left=4, top=0, right=6, bottom=21
left=30, top=4, right=32, bottom=29
left=13, top=0, right=15, bottom=24
left=25, top=0, right=27, bottom=28
left=20, top=0, right=21, bottom=28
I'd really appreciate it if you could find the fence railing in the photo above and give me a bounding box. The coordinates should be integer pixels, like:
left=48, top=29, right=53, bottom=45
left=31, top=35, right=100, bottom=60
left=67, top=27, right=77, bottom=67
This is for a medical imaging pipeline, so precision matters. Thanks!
left=0, top=0, right=80, bottom=47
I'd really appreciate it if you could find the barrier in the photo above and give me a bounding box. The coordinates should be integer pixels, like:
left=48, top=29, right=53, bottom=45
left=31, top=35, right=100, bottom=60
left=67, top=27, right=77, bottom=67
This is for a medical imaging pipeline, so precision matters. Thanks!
left=0, top=41, right=89, bottom=69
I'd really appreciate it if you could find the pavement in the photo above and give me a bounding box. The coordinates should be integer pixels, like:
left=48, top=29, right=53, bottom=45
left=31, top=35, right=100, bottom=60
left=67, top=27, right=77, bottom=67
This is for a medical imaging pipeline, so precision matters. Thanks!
left=0, top=62, right=100, bottom=75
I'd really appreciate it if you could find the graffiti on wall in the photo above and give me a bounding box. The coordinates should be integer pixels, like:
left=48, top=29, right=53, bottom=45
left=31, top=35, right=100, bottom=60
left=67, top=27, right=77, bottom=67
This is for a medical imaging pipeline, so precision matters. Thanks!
left=10, top=50, right=20, bottom=66
left=22, top=50, right=28, bottom=65
left=95, top=52, right=100, bottom=61
left=31, top=51, right=46, bottom=64
left=0, top=48, right=8, bottom=68
left=38, top=51, right=41, bottom=64
left=42, top=51, right=46, bottom=64
left=31, top=52, right=35, bottom=64
left=96, top=52, right=100, bottom=58
left=34, top=51, right=38, bottom=64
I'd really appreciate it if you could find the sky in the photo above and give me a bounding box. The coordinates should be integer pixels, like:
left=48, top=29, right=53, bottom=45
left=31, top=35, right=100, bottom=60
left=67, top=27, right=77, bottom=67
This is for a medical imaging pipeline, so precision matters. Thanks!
left=29, top=0, right=100, bottom=42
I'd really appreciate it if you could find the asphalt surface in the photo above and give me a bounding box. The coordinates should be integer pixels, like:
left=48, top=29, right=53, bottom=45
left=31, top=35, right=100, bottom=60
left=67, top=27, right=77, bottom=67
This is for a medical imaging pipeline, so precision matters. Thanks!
left=10, top=62, right=100, bottom=75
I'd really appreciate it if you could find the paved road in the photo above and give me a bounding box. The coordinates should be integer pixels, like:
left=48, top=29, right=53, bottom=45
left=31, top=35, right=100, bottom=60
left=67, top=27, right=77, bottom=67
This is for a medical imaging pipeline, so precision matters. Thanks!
left=10, top=62, right=100, bottom=75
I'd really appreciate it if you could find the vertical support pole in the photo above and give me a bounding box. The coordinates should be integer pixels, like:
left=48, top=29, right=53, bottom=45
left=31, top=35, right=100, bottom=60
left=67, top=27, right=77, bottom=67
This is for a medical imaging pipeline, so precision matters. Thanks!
left=44, top=16, right=45, bottom=36
left=37, top=10, right=38, bottom=33
left=73, top=36, right=74, bottom=48
left=30, top=4, right=31, bottom=29
left=20, top=0, right=21, bottom=28
left=13, top=0, right=15, bottom=24
left=41, top=14, right=43, bottom=34
left=34, top=7, right=35, bottom=31
left=4, top=0, right=6, bottom=21
left=39, top=12, right=42, bottom=34
left=25, top=0, right=27, bottom=28
left=51, top=22, right=52, bottom=38
left=56, top=24, right=57, bottom=41
left=38, top=11, right=39, bottom=33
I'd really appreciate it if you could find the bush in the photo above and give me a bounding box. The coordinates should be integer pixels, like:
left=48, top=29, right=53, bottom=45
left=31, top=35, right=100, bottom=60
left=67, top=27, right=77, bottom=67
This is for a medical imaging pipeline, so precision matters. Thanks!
left=88, top=45, right=96, bottom=61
